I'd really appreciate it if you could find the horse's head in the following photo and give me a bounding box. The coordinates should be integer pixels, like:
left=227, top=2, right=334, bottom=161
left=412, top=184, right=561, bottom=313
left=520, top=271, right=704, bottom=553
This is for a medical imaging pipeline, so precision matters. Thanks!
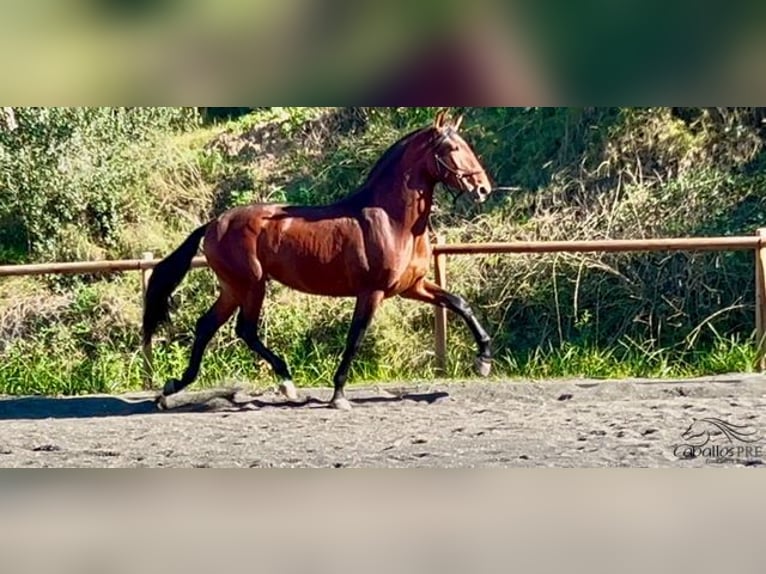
left=429, top=109, right=493, bottom=204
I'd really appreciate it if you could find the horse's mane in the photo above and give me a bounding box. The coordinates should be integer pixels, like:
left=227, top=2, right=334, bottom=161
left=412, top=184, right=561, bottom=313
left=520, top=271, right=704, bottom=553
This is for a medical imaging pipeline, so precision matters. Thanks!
left=361, top=126, right=432, bottom=186
left=332, top=124, right=436, bottom=208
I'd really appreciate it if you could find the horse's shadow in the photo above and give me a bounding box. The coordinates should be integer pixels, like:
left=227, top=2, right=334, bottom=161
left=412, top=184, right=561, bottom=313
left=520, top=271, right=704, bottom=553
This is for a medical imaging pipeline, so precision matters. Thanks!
left=245, top=391, right=449, bottom=410
left=0, top=389, right=450, bottom=421
left=0, top=395, right=161, bottom=421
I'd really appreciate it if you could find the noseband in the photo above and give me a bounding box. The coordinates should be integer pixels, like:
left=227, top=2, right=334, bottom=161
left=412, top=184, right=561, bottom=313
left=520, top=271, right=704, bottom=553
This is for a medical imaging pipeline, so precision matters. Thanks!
left=434, top=154, right=484, bottom=181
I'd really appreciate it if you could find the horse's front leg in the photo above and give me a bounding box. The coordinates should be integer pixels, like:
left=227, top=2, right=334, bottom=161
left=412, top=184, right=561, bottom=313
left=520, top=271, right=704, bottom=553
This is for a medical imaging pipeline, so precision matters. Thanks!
left=400, top=279, right=492, bottom=376
left=330, top=290, right=385, bottom=410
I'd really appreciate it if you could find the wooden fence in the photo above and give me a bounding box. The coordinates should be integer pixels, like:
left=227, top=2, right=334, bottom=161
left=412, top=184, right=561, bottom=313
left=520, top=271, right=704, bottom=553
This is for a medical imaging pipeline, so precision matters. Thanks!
left=2, top=230, right=766, bottom=384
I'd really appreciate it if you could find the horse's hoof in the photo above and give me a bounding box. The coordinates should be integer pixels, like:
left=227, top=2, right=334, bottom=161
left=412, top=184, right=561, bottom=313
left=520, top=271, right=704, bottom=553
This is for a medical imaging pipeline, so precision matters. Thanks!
left=330, top=397, right=352, bottom=411
left=475, top=357, right=492, bottom=377
left=279, top=380, right=298, bottom=401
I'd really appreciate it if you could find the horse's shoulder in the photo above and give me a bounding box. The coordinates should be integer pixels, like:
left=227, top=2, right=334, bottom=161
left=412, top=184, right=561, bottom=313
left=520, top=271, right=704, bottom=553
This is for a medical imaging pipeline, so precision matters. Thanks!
left=356, top=206, right=393, bottom=228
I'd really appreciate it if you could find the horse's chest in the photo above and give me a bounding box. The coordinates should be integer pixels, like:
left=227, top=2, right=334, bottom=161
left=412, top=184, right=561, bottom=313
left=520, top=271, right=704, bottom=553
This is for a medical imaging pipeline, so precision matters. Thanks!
left=380, top=234, right=430, bottom=292
left=359, top=210, right=430, bottom=288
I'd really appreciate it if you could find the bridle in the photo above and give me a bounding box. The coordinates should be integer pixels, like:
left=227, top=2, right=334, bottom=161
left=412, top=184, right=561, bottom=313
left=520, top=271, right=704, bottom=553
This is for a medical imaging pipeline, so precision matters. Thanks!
left=432, top=131, right=485, bottom=205
left=425, top=127, right=507, bottom=233
left=434, top=153, right=484, bottom=181
left=425, top=128, right=519, bottom=234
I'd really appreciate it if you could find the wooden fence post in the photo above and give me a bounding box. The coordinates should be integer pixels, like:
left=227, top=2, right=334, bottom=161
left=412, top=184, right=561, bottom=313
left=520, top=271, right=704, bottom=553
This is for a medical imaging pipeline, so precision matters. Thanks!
left=755, top=230, right=766, bottom=372
left=140, top=252, right=154, bottom=389
left=434, top=235, right=448, bottom=376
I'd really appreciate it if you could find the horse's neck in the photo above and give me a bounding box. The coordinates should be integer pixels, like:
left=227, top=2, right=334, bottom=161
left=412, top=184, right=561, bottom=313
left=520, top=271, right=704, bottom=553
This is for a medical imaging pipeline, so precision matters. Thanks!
left=336, top=136, right=436, bottom=234
left=367, top=161, right=435, bottom=236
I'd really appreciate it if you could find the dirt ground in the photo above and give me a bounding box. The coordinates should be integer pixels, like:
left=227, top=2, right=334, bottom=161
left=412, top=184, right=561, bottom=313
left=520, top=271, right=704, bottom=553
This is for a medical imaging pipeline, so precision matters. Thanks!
left=1, top=374, right=765, bottom=468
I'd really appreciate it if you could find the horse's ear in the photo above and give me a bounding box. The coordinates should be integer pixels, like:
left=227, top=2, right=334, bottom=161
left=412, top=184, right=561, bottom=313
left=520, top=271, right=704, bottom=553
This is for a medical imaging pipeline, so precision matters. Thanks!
left=434, top=109, right=447, bottom=130
left=453, top=114, right=464, bottom=131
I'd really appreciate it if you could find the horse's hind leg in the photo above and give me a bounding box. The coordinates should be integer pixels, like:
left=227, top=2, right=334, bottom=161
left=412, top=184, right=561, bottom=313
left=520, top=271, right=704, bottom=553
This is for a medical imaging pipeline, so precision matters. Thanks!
left=234, top=281, right=297, bottom=400
left=162, top=292, right=238, bottom=398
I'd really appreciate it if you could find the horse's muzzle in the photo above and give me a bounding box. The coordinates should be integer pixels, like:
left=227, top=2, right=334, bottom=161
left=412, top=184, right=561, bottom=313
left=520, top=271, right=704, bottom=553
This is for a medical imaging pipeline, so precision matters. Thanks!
left=470, top=185, right=491, bottom=203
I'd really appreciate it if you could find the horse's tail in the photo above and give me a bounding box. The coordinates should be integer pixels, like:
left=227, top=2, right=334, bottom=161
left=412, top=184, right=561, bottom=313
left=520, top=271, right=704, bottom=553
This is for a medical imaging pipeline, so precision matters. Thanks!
left=142, top=223, right=210, bottom=346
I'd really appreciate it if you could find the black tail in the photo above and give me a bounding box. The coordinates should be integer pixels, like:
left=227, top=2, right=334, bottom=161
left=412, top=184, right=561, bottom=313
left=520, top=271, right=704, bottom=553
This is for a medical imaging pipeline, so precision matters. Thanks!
left=142, top=223, right=210, bottom=346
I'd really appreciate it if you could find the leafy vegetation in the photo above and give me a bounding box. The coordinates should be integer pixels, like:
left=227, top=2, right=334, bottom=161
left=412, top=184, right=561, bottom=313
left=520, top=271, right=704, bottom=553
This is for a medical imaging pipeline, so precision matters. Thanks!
left=2, top=106, right=766, bottom=395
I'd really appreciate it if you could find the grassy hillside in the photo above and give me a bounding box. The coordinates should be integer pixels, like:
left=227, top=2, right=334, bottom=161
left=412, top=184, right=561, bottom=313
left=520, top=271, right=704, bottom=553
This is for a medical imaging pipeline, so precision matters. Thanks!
left=2, top=106, right=766, bottom=395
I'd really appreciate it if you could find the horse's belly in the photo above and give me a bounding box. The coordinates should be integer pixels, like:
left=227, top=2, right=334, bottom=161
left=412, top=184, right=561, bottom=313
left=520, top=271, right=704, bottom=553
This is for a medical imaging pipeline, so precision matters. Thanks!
left=255, top=215, right=365, bottom=295
left=266, top=253, right=366, bottom=297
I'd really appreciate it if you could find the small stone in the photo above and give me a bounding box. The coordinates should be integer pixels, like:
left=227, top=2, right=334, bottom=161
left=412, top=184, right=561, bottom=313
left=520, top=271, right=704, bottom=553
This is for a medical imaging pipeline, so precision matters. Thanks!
left=32, top=444, right=61, bottom=452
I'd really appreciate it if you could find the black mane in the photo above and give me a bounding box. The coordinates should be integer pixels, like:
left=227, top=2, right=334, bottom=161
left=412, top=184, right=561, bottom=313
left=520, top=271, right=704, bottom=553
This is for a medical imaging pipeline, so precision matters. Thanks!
left=361, top=126, right=433, bottom=185
left=330, top=124, right=439, bottom=209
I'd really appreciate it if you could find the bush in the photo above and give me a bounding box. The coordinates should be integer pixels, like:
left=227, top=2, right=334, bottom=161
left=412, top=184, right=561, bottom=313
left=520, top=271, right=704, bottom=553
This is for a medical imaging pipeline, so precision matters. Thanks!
left=0, top=107, right=200, bottom=263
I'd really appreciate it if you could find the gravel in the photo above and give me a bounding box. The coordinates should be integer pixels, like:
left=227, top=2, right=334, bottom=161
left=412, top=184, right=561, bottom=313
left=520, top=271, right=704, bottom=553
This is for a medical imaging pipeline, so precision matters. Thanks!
left=1, top=374, right=765, bottom=468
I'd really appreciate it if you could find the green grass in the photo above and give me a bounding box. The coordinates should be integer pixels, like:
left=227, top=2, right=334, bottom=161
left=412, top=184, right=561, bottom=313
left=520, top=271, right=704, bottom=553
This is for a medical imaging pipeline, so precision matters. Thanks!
left=0, top=333, right=756, bottom=396
left=495, top=334, right=756, bottom=380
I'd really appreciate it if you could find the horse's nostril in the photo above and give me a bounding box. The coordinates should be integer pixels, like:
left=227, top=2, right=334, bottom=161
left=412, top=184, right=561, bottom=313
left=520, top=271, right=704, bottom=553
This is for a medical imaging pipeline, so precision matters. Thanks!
left=474, top=186, right=489, bottom=203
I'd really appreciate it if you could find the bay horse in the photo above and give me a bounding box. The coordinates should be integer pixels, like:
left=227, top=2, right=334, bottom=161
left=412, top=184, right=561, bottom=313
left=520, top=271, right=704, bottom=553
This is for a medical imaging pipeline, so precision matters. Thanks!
left=142, top=110, right=494, bottom=410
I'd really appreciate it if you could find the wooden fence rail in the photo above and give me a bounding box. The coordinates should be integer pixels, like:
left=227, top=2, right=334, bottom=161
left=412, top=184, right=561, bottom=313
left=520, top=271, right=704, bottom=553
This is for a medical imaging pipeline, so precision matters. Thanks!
left=430, top=232, right=766, bottom=375
left=1, top=231, right=766, bottom=385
